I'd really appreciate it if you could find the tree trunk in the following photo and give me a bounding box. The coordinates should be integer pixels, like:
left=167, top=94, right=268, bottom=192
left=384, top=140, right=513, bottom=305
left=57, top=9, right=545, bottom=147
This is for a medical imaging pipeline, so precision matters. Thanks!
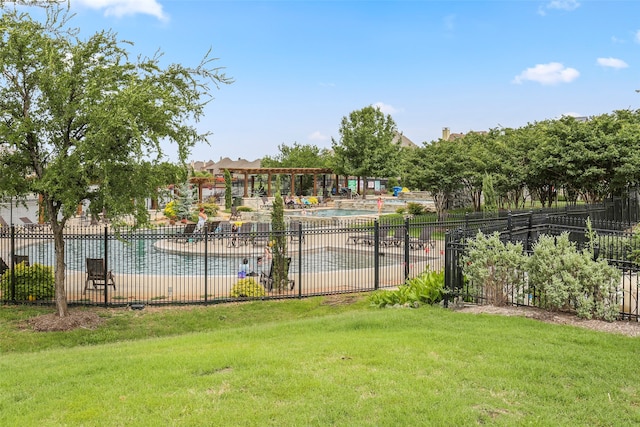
left=45, top=196, right=69, bottom=317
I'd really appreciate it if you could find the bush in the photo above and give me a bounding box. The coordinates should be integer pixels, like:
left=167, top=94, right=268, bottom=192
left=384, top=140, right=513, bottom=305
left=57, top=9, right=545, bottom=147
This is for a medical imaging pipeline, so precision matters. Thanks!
left=406, top=202, right=425, bottom=216
left=528, top=232, right=621, bottom=321
left=395, top=207, right=405, bottom=215
left=230, top=278, right=265, bottom=298
left=237, top=206, right=253, bottom=212
left=461, top=232, right=526, bottom=306
left=0, top=262, right=55, bottom=301
left=163, top=200, right=177, bottom=220
left=369, top=269, right=444, bottom=308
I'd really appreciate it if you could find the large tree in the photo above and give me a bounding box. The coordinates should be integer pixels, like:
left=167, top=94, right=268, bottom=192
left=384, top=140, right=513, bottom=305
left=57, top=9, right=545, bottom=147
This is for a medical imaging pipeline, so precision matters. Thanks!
left=0, top=5, right=231, bottom=316
left=331, top=105, right=401, bottom=198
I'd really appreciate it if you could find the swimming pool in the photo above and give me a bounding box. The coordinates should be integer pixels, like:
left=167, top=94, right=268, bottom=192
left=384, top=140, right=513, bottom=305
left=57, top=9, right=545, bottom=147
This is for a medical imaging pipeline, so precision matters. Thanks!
left=24, top=237, right=401, bottom=276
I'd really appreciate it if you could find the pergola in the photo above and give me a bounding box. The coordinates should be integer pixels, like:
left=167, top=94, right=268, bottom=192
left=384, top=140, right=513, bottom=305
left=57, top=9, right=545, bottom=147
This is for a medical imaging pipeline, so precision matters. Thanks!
left=225, top=167, right=334, bottom=198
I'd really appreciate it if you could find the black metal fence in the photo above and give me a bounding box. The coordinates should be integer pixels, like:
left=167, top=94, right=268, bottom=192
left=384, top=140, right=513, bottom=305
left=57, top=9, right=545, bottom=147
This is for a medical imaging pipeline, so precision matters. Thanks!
left=0, top=218, right=445, bottom=306
left=443, top=199, right=640, bottom=320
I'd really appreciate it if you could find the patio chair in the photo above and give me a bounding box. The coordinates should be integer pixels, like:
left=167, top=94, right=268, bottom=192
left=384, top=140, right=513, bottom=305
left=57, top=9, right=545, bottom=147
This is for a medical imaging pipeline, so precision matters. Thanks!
left=409, top=227, right=435, bottom=250
left=230, top=206, right=242, bottom=221
left=84, top=258, right=116, bottom=294
left=252, top=222, right=271, bottom=246
left=174, top=223, right=197, bottom=243
left=259, top=256, right=295, bottom=292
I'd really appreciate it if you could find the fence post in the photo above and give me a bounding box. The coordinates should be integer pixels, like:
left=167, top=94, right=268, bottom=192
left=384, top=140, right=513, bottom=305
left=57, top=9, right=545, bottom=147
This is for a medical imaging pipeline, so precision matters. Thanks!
left=103, top=226, right=108, bottom=306
left=404, top=217, right=410, bottom=281
left=297, top=221, right=302, bottom=298
left=444, top=231, right=452, bottom=308
left=10, top=225, right=16, bottom=301
left=374, top=219, right=379, bottom=290
left=204, top=226, right=208, bottom=303
left=507, top=211, right=513, bottom=242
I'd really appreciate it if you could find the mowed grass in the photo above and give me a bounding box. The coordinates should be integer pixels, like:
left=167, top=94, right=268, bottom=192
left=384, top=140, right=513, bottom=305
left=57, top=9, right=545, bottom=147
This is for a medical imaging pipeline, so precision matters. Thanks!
left=1, top=297, right=639, bottom=426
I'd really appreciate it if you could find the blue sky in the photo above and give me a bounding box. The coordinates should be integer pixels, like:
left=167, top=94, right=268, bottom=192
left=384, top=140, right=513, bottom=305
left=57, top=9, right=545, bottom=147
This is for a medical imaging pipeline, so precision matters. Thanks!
left=58, top=1, right=640, bottom=162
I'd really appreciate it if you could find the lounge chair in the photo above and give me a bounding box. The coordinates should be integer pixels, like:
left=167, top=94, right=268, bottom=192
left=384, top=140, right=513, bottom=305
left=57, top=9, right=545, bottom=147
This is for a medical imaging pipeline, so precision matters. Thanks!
left=0, top=257, right=8, bottom=276
left=289, top=220, right=305, bottom=243
left=252, top=222, right=271, bottom=246
left=13, top=254, right=29, bottom=266
left=0, top=255, right=28, bottom=275
left=260, top=196, right=272, bottom=210
left=236, top=222, right=254, bottom=246
left=19, top=217, right=46, bottom=232
left=409, top=227, right=435, bottom=250
left=216, top=221, right=232, bottom=241
left=259, top=256, right=295, bottom=291
left=0, top=215, right=9, bottom=236
left=174, top=223, right=197, bottom=243
left=84, top=258, right=116, bottom=294
left=382, top=227, right=406, bottom=247
left=230, top=206, right=241, bottom=221
left=346, top=226, right=372, bottom=245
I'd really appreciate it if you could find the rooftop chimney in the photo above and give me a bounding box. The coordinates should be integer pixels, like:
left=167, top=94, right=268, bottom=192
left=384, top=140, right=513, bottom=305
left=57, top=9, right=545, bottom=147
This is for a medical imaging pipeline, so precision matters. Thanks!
left=442, top=127, right=450, bottom=141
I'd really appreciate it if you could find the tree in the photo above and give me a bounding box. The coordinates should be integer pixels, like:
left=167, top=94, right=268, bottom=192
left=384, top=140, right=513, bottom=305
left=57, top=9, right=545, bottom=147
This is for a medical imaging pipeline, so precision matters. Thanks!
left=224, top=169, right=232, bottom=209
left=332, top=106, right=401, bottom=198
left=270, top=185, right=288, bottom=291
left=0, top=5, right=231, bottom=316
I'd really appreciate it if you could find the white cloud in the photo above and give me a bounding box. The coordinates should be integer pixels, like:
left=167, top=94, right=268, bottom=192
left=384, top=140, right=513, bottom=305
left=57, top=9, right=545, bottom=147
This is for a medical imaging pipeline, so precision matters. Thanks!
left=597, top=57, right=628, bottom=69
left=72, top=0, right=168, bottom=21
left=512, top=62, right=580, bottom=85
left=308, top=131, right=328, bottom=141
left=538, top=0, right=580, bottom=16
left=373, top=102, right=400, bottom=115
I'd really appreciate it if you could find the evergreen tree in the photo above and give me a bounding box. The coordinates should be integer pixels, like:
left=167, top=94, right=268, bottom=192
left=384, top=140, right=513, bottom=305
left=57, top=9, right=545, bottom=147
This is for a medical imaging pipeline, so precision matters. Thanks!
left=271, top=185, right=288, bottom=291
left=224, top=169, right=232, bottom=209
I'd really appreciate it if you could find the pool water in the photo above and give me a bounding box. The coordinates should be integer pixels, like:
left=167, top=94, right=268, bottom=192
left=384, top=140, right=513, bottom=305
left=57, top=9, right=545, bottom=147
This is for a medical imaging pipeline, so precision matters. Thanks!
left=25, top=238, right=400, bottom=276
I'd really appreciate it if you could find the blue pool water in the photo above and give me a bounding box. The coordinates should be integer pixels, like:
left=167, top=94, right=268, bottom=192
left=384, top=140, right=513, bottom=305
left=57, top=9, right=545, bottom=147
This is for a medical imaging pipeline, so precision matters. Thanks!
left=24, top=237, right=400, bottom=276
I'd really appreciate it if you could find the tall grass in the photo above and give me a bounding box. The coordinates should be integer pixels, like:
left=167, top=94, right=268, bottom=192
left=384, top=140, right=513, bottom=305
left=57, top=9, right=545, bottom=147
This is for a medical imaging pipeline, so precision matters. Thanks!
left=1, top=298, right=638, bottom=426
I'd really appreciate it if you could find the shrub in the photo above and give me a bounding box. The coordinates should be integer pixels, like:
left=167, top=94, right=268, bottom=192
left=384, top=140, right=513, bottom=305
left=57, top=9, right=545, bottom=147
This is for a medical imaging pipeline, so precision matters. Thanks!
left=163, top=200, right=177, bottom=220
left=199, top=202, right=219, bottom=218
left=528, top=232, right=621, bottom=321
left=237, top=206, right=253, bottom=212
left=395, top=207, right=405, bottom=215
left=406, top=202, right=425, bottom=216
left=230, top=278, right=265, bottom=298
left=369, top=269, right=444, bottom=308
left=0, top=262, right=55, bottom=301
left=461, top=231, right=526, bottom=306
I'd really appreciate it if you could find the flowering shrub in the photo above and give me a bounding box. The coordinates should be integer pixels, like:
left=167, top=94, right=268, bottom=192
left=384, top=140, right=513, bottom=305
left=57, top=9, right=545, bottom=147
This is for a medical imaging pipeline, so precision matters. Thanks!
left=230, top=278, right=265, bottom=298
left=163, top=201, right=177, bottom=220
left=0, top=262, right=55, bottom=301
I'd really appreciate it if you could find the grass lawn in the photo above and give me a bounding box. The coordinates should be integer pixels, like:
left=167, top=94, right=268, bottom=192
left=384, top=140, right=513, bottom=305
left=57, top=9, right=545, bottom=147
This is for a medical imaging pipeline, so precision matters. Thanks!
left=1, top=297, right=639, bottom=426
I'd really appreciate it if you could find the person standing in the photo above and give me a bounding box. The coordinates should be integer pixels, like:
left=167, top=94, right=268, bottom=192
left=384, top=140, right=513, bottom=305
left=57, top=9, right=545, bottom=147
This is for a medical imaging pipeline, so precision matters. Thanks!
left=196, top=207, right=207, bottom=231
left=377, top=197, right=384, bottom=215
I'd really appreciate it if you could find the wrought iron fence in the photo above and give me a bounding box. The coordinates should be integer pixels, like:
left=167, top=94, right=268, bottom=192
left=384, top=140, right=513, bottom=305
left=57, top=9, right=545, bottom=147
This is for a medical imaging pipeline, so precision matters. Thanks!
left=444, top=214, right=640, bottom=321
left=0, top=219, right=445, bottom=306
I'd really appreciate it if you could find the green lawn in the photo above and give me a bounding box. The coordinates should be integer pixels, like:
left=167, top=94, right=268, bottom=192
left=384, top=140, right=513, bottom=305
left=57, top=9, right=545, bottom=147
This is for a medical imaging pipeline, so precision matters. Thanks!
left=1, top=297, right=638, bottom=426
